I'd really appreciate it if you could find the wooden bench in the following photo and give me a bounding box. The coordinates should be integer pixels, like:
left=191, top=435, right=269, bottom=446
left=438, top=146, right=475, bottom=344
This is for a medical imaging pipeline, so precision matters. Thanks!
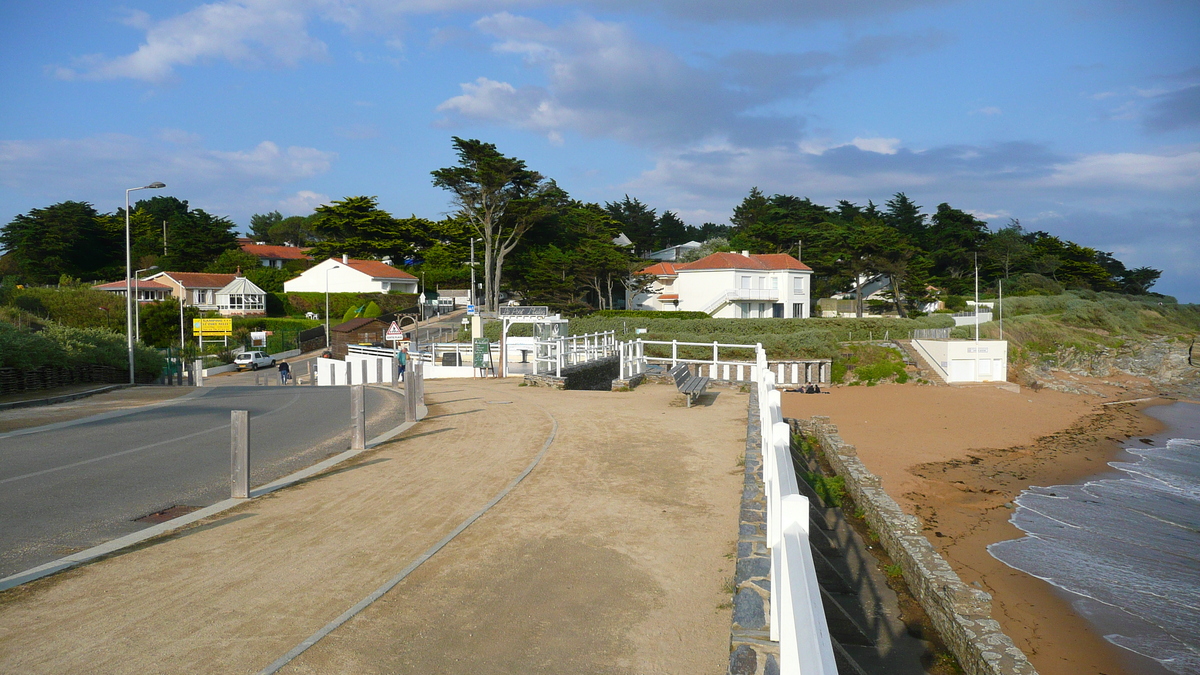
left=669, top=363, right=710, bottom=408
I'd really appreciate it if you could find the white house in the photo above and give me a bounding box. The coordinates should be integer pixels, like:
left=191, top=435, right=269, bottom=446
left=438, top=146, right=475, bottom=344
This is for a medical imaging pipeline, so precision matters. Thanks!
left=634, top=251, right=813, bottom=318
left=141, top=271, right=236, bottom=311
left=283, top=256, right=419, bottom=294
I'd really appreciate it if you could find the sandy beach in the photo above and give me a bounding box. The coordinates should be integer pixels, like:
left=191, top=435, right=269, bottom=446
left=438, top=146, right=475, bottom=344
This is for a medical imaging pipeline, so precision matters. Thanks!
left=782, top=382, right=1165, bottom=675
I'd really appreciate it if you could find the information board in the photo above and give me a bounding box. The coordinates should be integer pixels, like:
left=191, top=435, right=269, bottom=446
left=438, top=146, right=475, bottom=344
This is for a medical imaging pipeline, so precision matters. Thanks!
left=473, top=338, right=491, bottom=369
left=193, top=317, right=233, bottom=336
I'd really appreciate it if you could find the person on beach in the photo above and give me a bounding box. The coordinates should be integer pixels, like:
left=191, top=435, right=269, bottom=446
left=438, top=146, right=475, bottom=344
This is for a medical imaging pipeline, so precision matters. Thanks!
left=278, top=360, right=290, bottom=384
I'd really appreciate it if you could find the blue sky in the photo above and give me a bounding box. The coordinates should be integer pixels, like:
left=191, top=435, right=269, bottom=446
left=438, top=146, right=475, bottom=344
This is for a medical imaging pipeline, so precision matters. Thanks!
left=1, top=0, right=1197, bottom=299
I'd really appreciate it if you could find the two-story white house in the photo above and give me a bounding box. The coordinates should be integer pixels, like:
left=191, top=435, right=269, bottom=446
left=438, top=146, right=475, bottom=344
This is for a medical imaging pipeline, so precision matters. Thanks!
left=283, top=256, right=419, bottom=294
left=633, top=251, right=813, bottom=318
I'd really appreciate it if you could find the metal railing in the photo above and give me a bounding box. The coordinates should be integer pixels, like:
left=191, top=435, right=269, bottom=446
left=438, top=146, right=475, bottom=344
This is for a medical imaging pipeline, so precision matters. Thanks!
left=534, top=330, right=619, bottom=377
left=701, top=288, right=780, bottom=314
left=755, top=345, right=837, bottom=674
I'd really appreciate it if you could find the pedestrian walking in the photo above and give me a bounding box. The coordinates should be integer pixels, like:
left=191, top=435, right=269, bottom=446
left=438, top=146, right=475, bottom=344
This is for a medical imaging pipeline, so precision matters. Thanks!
left=398, top=346, right=408, bottom=382
left=278, top=360, right=291, bottom=385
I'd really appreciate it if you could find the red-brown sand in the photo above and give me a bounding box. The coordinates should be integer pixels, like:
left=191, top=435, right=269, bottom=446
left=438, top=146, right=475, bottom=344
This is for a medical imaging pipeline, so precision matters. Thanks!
left=782, top=382, right=1163, bottom=675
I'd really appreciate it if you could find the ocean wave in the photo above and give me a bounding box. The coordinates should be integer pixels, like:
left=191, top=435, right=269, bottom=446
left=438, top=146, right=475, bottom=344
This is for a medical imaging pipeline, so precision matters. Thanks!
left=989, top=437, right=1200, bottom=675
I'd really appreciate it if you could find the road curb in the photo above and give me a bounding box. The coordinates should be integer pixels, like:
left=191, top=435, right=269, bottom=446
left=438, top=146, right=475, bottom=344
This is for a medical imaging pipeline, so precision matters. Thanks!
left=0, top=384, right=133, bottom=412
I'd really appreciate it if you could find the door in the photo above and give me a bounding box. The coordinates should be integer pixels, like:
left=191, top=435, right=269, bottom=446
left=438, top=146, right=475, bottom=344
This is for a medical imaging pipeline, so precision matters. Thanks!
left=772, top=303, right=784, bottom=318
left=949, top=359, right=974, bottom=382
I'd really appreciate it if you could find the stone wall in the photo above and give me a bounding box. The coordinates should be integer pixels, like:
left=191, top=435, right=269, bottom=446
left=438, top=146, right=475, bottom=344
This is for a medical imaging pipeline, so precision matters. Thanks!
left=727, top=387, right=779, bottom=675
left=523, top=355, right=620, bottom=391
left=795, top=416, right=1037, bottom=675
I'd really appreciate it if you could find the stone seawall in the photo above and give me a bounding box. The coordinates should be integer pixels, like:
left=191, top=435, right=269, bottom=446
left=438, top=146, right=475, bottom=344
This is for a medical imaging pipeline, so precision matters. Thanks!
left=794, top=416, right=1037, bottom=675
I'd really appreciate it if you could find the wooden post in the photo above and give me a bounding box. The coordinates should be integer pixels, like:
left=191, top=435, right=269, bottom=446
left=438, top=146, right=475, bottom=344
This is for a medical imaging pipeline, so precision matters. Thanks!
left=351, top=385, right=366, bottom=450
left=194, top=359, right=204, bottom=387
left=344, top=360, right=352, bottom=386
left=404, top=361, right=418, bottom=422
left=376, top=358, right=383, bottom=384
left=390, top=354, right=398, bottom=388
left=308, top=360, right=315, bottom=386
left=361, top=359, right=368, bottom=385
left=231, top=410, right=249, bottom=499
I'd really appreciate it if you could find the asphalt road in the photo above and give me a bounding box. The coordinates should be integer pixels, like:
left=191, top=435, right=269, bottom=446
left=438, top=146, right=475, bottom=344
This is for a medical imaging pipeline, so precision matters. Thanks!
left=0, top=384, right=405, bottom=578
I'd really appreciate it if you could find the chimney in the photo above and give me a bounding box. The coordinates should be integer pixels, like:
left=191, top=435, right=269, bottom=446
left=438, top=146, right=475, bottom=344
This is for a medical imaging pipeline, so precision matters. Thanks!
left=342, top=254, right=349, bottom=264
left=741, top=250, right=750, bottom=257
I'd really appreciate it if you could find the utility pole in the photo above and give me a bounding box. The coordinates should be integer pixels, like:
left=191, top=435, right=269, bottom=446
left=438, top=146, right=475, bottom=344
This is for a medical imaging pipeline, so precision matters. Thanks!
left=163, top=220, right=168, bottom=256
left=470, top=238, right=476, bottom=307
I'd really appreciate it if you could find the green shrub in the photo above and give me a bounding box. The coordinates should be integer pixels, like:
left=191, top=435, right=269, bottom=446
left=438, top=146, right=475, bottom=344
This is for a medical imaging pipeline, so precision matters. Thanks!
left=363, top=301, right=382, bottom=318
left=591, top=309, right=711, bottom=320
left=802, top=473, right=845, bottom=507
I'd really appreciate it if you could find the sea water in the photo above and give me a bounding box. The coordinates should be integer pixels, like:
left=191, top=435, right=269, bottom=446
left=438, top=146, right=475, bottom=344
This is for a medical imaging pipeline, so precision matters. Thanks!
left=989, top=401, right=1200, bottom=675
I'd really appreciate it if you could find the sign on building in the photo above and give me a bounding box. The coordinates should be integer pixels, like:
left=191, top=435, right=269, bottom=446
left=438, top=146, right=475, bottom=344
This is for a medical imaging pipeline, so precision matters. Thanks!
left=497, top=305, right=548, bottom=318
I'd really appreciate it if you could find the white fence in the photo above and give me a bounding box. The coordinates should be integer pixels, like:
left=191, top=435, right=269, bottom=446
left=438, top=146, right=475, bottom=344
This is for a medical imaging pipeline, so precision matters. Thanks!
left=618, top=339, right=830, bottom=384
left=755, top=345, right=838, bottom=675
left=911, top=327, right=952, bottom=340
left=534, top=331, right=619, bottom=377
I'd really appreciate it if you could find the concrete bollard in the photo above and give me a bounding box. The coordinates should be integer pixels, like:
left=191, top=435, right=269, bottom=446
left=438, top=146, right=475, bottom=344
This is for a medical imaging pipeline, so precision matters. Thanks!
left=307, top=360, right=314, bottom=386
left=231, top=410, right=250, bottom=498
left=361, top=359, right=368, bottom=385
left=194, top=359, right=204, bottom=387
left=345, top=361, right=352, bottom=386
left=351, top=384, right=366, bottom=450
left=376, top=358, right=383, bottom=385
left=404, top=362, right=418, bottom=422
left=390, top=355, right=398, bottom=388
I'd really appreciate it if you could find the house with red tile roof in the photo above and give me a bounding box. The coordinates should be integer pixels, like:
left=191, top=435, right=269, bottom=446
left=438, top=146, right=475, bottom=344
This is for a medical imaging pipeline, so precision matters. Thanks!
left=633, top=250, right=813, bottom=318
left=93, top=278, right=175, bottom=303
left=283, top=255, right=418, bottom=294
left=100, top=270, right=268, bottom=316
left=237, top=237, right=313, bottom=268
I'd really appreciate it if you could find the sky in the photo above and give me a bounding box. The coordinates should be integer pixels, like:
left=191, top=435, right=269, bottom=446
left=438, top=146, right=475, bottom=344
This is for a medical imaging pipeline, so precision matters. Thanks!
left=1, top=0, right=1197, bottom=300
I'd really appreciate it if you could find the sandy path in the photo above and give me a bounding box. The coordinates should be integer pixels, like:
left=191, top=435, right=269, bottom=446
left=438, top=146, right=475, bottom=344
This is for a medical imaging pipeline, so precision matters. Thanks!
left=0, top=379, right=745, bottom=674
left=782, top=382, right=1161, bottom=675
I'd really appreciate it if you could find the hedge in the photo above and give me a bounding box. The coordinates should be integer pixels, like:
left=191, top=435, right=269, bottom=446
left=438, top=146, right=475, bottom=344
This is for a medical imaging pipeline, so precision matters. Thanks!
left=270, top=292, right=418, bottom=319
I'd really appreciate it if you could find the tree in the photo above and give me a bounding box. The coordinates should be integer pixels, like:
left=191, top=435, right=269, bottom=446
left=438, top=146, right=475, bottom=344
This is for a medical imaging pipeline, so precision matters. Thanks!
left=134, top=196, right=238, bottom=272
left=268, top=215, right=316, bottom=246
left=249, top=211, right=283, bottom=242
left=431, top=137, right=546, bottom=312
left=140, top=297, right=199, bottom=348
left=654, top=211, right=689, bottom=250
left=307, top=196, right=429, bottom=262
left=984, top=219, right=1031, bottom=279
left=206, top=249, right=261, bottom=274
left=883, top=193, right=926, bottom=241
left=604, top=196, right=658, bottom=255
left=0, top=202, right=120, bottom=284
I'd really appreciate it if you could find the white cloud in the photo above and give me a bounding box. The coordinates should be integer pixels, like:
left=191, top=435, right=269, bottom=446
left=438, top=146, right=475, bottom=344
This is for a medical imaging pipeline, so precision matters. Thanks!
left=1042, top=150, right=1200, bottom=191
left=850, top=137, right=901, bottom=154
left=278, top=190, right=330, bottom=214
left=55, top=0, right=328, bottom=83
left=0, top=133, right=336, bottom=217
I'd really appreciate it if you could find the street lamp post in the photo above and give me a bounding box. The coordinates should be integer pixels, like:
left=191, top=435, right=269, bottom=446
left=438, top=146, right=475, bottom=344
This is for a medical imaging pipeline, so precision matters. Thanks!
left=133, top=265, right=159, bottom=344
left=324, top=264, right=340, bottom=350
left=125, top=182, right=165, bottom=384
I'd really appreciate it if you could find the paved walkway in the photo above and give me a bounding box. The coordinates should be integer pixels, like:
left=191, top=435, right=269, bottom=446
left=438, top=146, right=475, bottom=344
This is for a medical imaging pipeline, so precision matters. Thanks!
left=0, top=379, right=748, bottom=674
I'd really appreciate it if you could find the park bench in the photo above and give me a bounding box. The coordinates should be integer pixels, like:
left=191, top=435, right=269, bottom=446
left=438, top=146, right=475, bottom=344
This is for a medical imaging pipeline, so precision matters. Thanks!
left=669, top=363, right=710, bottom=408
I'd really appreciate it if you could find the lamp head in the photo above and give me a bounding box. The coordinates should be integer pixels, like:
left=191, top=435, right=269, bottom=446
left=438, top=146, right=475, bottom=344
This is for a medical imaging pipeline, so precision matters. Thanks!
left=146, top=182, right=166, bottom=189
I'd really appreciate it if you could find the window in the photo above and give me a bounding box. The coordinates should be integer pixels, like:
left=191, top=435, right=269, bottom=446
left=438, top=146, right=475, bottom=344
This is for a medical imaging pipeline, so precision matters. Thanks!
left=771, top=277, right=778, bottom=290
left=740, top=276, right=750, bottom=289
left=758, top=302, right=766, bottom=316
left=793, top=277, right=804, bottom=294
left=741, top=303, right=750, bottom=318
left=793, top=303, right=804, bottom=318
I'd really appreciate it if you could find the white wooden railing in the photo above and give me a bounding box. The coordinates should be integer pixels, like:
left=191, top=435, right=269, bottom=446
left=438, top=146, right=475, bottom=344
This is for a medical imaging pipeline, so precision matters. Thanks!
left=618, top=339, right=829, bottom=384
left=756, top=345, right=838, bottom=675
left=534, top=331, right=619, bottom=377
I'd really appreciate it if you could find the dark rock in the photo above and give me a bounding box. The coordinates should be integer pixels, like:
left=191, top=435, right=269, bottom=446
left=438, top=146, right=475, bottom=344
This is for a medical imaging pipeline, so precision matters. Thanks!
left=728, top=644, right=757, bottom=675
left=733, top=588, right=766, bottom=630
left=764, top=654, right=779, bottom=675
left=735, top=555, right=770, bottom=585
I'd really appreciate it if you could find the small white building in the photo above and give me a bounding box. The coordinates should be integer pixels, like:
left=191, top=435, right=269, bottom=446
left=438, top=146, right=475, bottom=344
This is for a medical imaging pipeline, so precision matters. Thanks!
left=646, top=241, right=702, bottom=262
left=283, top=256, right=418, bottom=294
left=911, top=339, right=1008, bottom=383
left=634, top=251, right=813, bottom=318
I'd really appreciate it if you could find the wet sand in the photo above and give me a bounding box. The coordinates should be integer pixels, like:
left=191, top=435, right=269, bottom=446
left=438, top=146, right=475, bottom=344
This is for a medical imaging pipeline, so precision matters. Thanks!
left=783, top=382, right=1163, bottom=675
